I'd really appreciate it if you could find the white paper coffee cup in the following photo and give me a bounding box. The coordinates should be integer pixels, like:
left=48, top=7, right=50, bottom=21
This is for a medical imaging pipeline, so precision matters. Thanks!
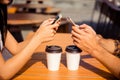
left=46, top=45, right=62, bottom=71
left=65, top=45, right=82, bottom=70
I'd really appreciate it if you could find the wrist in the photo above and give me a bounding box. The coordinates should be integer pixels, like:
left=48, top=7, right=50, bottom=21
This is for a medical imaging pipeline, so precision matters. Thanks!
left=31, top=34, right=43, bottom=46
left=96, top=34, right=103, bottom=42
left=99, top=38, right=116, bottom=54
left=92, top=45, right=105, bottom=58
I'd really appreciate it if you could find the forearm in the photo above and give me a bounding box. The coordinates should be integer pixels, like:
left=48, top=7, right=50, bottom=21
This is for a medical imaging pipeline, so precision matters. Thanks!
left=16, top=32, right=35, bottom=54
left=5, top=31, right=34, bottom=55
left=0, top=34, right=42, bottom=79
left=92, top=45, right=120, bottom=79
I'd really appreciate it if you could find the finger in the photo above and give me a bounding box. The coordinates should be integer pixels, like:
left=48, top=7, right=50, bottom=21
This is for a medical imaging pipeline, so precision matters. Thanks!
left=51, top=30, right=57, bottom=37
left=41, top=20, right=50, bottom=26
left=83, top=28, right=90, bottom=33
left=79, top=24, right=92, bottom=30
left=42, top=18, right=55, bottom=25
left=51, top=33, right=55, bottom=37
left=53, top=29, right=56, bottom=34
left=73, top=40, right=80, bottom=48
left=56, top=21, right=61, bottom=25
left=49, top=19, right=56, bottom=24
left=54, top=27, right=58, bottom=31
left=73, top=40, right=77, bottom=45
left=72, top=24, right=79, bottom=27
left=72, top=26, right=87, bottom=36
left=50, top=29, right=56, bottom=35
left=97, top=34, right=103, bottom=38
left=71, top=30, right=82, bottom=40
left=79, top=24, right=96, bottom=34
left=54, top=21, right=61, bottom=31
left=71, top=34, right=77, bottom=39
left=72, top=35, right=80, bottom=43
left=49, top=23, right=60, bottom=29
left=43, top=18, right=52, bottom=23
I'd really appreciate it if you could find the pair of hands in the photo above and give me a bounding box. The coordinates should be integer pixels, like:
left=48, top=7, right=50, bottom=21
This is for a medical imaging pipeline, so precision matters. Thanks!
left=38, top=20, right=100, bottom=54
left=35, top=19, right=114, bottom=54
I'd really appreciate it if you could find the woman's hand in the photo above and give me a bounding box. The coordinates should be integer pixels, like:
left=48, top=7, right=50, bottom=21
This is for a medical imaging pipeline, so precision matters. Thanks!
left=71, top=24, right=99, bottom=54
left=34, top=18, right=60, bottom=43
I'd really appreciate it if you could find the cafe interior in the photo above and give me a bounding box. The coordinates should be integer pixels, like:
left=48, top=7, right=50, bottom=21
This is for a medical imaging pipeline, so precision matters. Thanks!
left=1, top=0, right=120, bottom=79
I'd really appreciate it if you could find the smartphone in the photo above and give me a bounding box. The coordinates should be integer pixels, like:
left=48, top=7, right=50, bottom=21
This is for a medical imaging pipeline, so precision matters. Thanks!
left=67, top=17, right=79, bottom=27
left=52, top=14, right=62, bottom=24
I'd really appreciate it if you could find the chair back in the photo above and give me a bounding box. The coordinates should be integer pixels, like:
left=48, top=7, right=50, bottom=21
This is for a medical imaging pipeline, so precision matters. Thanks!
left=91, top=0, right=120, bottom=39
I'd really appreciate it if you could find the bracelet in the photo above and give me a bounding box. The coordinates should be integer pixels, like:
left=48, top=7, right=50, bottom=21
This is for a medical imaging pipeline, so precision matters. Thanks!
left=114, top=40, right=120, bottom=56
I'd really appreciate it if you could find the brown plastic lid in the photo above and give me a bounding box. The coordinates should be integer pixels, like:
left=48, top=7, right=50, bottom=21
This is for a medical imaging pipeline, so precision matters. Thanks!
left=45, top=45, right=62, bottom=53
left=65, top=45, right=82, bottom=53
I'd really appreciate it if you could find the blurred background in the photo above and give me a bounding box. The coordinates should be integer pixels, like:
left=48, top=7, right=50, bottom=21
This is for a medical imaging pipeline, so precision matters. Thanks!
left=7, top=0, right=120, bottom=42
left=13, top=0, right=95, bottom=23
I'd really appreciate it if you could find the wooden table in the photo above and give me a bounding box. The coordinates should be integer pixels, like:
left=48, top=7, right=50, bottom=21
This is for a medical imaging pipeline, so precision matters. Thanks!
left=8, top=13, right=54, bottom=26
left=11, top=4, right=51, bottom=9
left=12, top=33, right=117, bottom=80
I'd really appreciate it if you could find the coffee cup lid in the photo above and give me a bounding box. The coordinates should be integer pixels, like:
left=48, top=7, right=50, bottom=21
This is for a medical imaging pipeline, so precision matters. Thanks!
left=45, top=45, right=62, bottom=53
left=65, top=45, right=82, bottom=53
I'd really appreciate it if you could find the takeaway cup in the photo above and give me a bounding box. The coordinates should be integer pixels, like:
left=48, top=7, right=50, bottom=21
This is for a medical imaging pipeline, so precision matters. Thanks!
left=46, top=45, right=62, bottom=71
left=65, top=45, right=82, bottom=70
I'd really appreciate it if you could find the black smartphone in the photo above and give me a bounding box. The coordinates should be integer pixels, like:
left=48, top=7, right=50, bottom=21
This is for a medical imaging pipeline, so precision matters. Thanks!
left=52, top=14, right=62, bottom=24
